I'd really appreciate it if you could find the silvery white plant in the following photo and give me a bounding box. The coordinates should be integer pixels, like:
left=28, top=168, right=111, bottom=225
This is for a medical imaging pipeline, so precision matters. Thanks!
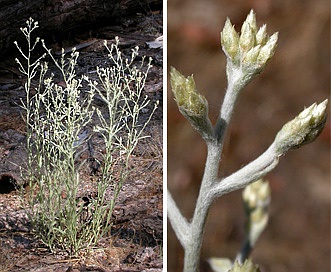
left=168, top=10, right=328, bottom=271
left=15, top=18, right=157, bottom=255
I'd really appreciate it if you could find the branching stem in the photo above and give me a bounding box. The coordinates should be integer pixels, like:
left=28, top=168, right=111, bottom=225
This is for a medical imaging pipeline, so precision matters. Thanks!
left=168, top=10, right=327, bottom=272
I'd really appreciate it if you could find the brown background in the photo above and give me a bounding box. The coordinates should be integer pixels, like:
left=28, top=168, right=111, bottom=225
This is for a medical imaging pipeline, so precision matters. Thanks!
left=167, top=0, right=330, bottom=271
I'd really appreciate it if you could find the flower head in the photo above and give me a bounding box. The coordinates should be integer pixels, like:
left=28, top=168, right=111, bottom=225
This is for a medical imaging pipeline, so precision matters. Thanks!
left=275, top=99, right=328, bottom=153
left=243, top=179, right=271, bottom=247
left=170, top=67, right=208, bottom=117
left=243, top=179, right=271, bottom=211
left=221, top=9, right=278, bottom=71
left=170, top=67, right=214, bottom=140
left=229, top=259, right=261, bottom=272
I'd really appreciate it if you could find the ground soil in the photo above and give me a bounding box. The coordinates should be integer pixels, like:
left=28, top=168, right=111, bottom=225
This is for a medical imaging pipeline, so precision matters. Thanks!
left=0, top=11, right=163, bottom=272
left=167, top=1, right=330, bottom=271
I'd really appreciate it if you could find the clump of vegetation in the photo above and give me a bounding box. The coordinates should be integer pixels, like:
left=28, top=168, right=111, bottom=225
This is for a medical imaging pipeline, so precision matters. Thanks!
left=15, top=18, right=157, bottom=256
left=168, top=10, right=328, bottom=271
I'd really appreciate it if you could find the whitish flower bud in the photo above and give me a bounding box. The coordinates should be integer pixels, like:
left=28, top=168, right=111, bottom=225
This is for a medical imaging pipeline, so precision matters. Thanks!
left=245, top=9, right=258, bottom=34
left=170, top=67, right=208, bottom=117
left=229, top=259, right=261, bottom=272
left=242, top=45, right=261, bottom=64
left=208, top=258, right=232, bottom=272
left=243, top=179, right=271, bottom=247
left=257, top=32, right=278, bottom=67
left=255, top=25, right=268, bottom=45
left=221, top=18, right=239, bottom=60
left=243, top=179, right=270, bottom=209
left=275, top=99, right=328, bottom=153
left=239, top=21, right=255, bottom=52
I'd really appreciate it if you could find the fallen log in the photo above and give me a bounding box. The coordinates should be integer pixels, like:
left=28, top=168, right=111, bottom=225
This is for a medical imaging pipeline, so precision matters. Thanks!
left=0, top=0, right=162, bottom=58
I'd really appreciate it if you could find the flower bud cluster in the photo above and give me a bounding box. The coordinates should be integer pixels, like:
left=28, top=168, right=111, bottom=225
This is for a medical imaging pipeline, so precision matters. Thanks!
left=243, top=179, right=271, bottom=212
left=275, top=99, right=328, bottom=154
left=170, top=67, right=215, bottom=141
left=229, top=259, right=261, bottom=272
left=221, top=10, right=278, bottom=73
left=242, top=179, right=271, bottom=246
left=170, top=67, right=208, bottom=117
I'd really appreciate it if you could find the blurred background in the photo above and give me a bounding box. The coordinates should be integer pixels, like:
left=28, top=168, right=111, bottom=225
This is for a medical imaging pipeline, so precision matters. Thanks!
left=167, top=0, right=330, bottom=271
